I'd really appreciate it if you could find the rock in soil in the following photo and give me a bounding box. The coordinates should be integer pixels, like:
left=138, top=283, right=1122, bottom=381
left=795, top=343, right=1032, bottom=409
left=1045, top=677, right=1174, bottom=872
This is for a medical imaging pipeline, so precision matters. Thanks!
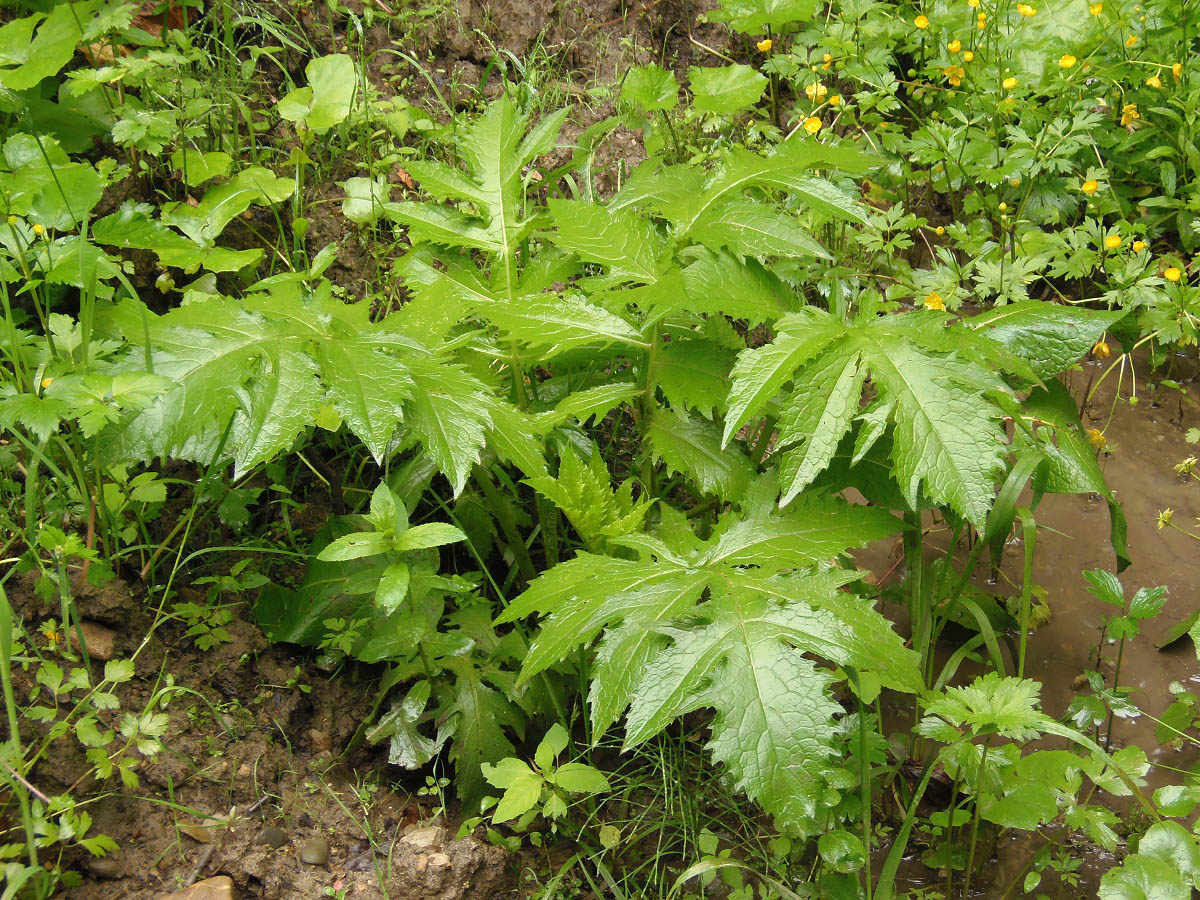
left=299, top=835, right=330, bottom=865
left=155, top=876, right=234, bottom=900
left=69, top=620, right=117, bottom=660
left=254, top=825, right=288, bottom=848
left=86, top=857, right=122, bottom=879
left=386, top=828, right=510, bottom=900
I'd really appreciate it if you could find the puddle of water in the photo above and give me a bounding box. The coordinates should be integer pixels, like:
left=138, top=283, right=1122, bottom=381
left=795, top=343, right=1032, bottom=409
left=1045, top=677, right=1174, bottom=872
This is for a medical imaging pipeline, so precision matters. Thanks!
left=855, top=355, right=1200, bottom=897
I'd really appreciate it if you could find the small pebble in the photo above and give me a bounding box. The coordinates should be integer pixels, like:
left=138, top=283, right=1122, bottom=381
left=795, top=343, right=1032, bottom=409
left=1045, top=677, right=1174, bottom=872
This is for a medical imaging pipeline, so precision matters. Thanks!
left=255, top=825, right=288, bottom=849
left=87, top=857, right=121, bottom=879
left=299, top=836, right=330, bottom=866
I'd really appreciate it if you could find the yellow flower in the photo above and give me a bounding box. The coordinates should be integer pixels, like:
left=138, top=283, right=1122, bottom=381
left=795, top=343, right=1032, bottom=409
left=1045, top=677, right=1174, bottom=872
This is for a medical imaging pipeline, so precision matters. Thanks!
left=1125, top=34, right=1138, bottom=48
left=948, top=39, right=962, bottom=53
left=1157, top=507, right=1174, bottom=529
left=1120, top=103, right=1139, bottom=125
left=1146, top=75, right=1162, bottom=88
left=1010, top=177, right=1021, bottom=187
left=5, top=215, right=14, bottom=225
left=805, top=82, right=828, bottom=101
left=822, top=52, right=833, bottom=70
left=1133, top=240, right=1146, bottom=251
left=1173, top=62, right=1183, bottom=80
left=935, top=225, right=945, bottom=235
left=1081, top=179, right=1099, bottom=195
left=944, top=65, right=965, bottom=86
left=757, top=38, right=773, bottom=52
left=977, top=12, right=987, bottom=28
left=1091, top=339, right=1111, bottom=358
left=1165, top=266, right=1182, bottom=282
left=963, top=50, right=975, bottom=62
left=41, top=376, right=53, bottom=388
left=1017, top=3, right=1036, bottom=15
left=968, top=0, right=980, bottom=6
left=1060, top=54, right=1077, bottom=68
left=1002, top=76, right=1018, bottom=89
left=32, top=223, right=44, bottom=235
left=924, top=291, right=945, bottom=310
left=1087, top=428, right=1108, bottom=450
left=803, top=116, right=823, bottom=135
left=998, top=201, right=1008, bottom=211
left=1104, top=234, right=1122, bottom=250
left=1088, top=2, right=1102, bottom=13
left=915, top=14, right=929, bottom=28
left=828, top=94, right=843, bottom=106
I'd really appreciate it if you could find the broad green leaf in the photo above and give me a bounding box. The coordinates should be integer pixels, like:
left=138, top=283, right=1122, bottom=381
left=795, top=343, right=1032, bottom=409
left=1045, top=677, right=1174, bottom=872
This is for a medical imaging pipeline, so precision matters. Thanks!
left=971, top=300, right=1125, bottom=381
left=691, top=198, right=829, bottom=259
left=170, top=149, right=232, bottom=187
left=622, top=64, right=679, bottom=111
left=484, top=292, right=645, bottom=356
left=443, top=656, right=524, bottom=806
left=277, top=54, right=359, bottom=132
left=646, top=409, right=755, bottom=498
left=161, top=168, right=295, bottom=246
left=549, top=199, right=665, bottom=282
left=365, top=680, right=447, bottom=768
left=535, top=723, right=569, bottom=772
left=318, top=532, right=391, bottom=561
left=0, top=2, right=98, bottom=91
left=724, top=308, right=845, bottom=444
left=341, top=176, right=392, bottom=225
left=375, top=561, right=411, bottom=615
left=1098, top=854, right=1190, bottom=900
left=404, top=358, right=494, bottom=496
left=656, top=339, right=736, bottom=418
left=551, top=762, right=611, bottom=794
left=315, top=334, right=413, bottom=463
left=392, top=522, right=468, bottom=552
left=708, top=0, right=822, bottom=32
left=689, top=64, right=768, bottom=115
left=1136, top=821, right=1200, bottom=886
left=679, top=249, right=794, bottom=325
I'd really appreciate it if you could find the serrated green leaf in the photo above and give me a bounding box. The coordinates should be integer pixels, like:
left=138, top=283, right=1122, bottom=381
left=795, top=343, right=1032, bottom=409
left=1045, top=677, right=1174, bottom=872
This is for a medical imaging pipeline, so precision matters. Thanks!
left=622, top=64, right=679, bottom=111
left=647, top=409, right=755, bottom=497
left=446, top=656, right=523, bottom=807
left=971, top=300, right=1125, bottom=381
left=656, top=339, right=736, bottom=418
left=549, top=198, right=666, bottom=282
left=485, top=291, right=645, bottom=355
left=692, top=197, right=829, bottom=259
left=689, top=64, right=768, bottom=115
left=405, top=358, right=493, bottom=496
left=708, top=0, right=822, bottom=32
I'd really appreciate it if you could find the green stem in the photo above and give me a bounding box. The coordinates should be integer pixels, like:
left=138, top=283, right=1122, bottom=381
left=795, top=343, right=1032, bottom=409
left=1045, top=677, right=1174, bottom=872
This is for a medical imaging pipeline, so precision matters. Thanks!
left=473, top=464, right=537, bottom=584
left=1017, top=510, right=1036, bottom=678
left=750, top=416, right=776, bottom=466
left=963, top=738, right=991, bottom=898
left=0, top=589, right=37, bottom=871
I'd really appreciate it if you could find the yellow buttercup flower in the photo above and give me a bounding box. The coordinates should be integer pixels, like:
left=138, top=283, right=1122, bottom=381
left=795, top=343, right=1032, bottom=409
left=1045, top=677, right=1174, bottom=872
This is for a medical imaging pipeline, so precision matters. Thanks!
left=1081, top=179, right=1099, bottom=195
left=1173, top=62, right=1183, bottom=80
left=944, top=65, right=965, bottom=86
left=1125, top=34, right=1138, bottom=48
left=1089, top=2, right=1102, bottom=13
left=1087, top=428, right=1108, bottom=450
left=968, top=0, right=980, bottom=6
left=828, top=94, right=843, bottom=106
left=803, top=116, right=823, bottom=135
left=1002, top=76, right=1018, bottom=89
left=948, top=39, right=962, bottom=53
left=1091, top=340, right=1111, bottom=358
left=963, top=50, right=975, bottom=62
left=822, top=52, right=833, bottom=70
left=1146, top=75, right=1162, bottom=88
left=935, top=226, right=945, bottom=235
left=41, top=376, right=53, bottom=388
left=977, top=12, right=987, bottom=27
left=757, top=38, right=773, bottom=52
left=1121, top=103, right=1139, bottom=125
left=924, top=291, right=945, bottom=310
left=1165, top=266, right=1182, bottom=282
left=32, top=223, right=44, bottom=235
left=1017, top=3, right=1037, bottom=15
left=998, top=201, right=1008, bottom=211
left=1104, top=234, right=1122, bottom=250
left=1133, top=240, right=1146, bottom=251
left=915, top=14, right=929, bottom=28
left=805, top=82, right=828, bottom=101
left=1060, top=54, right=1077, bottom=68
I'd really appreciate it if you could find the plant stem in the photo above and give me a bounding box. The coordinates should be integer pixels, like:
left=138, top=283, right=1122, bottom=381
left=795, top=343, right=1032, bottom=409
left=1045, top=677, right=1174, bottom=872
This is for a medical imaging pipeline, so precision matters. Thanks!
left=963, top=738, right=991, bottom=898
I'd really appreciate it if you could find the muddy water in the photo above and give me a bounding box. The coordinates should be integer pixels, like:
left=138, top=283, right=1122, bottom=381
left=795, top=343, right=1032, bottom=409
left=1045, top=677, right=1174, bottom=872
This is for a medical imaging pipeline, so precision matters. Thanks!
left=856, top=354, right=1200, bottom=897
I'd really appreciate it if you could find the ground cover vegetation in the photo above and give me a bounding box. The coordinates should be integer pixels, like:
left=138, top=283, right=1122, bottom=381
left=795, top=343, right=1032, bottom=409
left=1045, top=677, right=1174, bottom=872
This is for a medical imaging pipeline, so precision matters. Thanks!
left=0, top=0, right=1198, bottom=896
